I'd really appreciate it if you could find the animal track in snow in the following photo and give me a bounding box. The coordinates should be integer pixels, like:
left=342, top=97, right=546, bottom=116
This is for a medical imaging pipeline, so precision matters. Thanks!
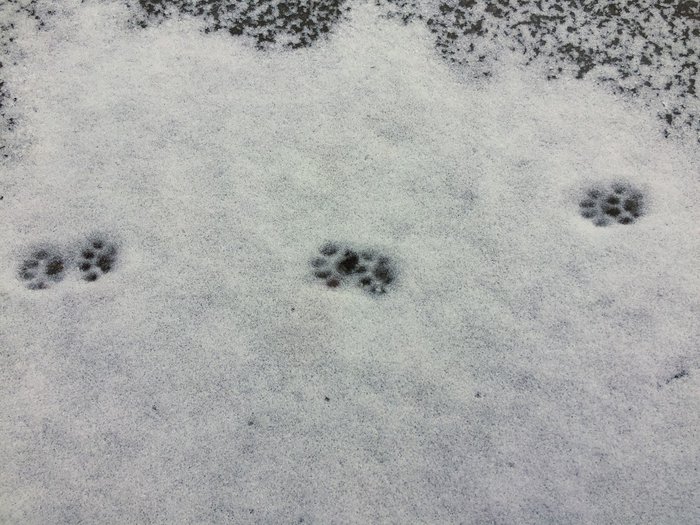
left=17, top=247, right=65, bottom=290
left=16, top=235, right=120, bottom=289
left=579, top=183, right=644, bottom=227
left=77, top=236, right=118, bottom=282
left=311, top=242, right=395, bottom=295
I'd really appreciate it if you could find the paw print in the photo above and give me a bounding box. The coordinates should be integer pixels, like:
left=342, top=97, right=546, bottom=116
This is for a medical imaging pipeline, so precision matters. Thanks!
left=579, top=183, right=644, bottom=226
left=77, top=236, right=118, bottom=282
left=17, top=248, right=66, bottom=290
left=311, top=242, right=395, bottom=295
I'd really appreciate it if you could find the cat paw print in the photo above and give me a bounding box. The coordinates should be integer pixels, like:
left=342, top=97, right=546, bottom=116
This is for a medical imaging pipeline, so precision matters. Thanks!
left=17, top=247, right=66, bottom=290
left=579, top=183, right=644, bottom=226
left=311, top=242, right=396, bottom=295
left=77, top=236, right=118, bottom=282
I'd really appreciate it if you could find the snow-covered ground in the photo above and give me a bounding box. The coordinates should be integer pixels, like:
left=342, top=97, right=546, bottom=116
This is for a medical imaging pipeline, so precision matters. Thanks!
left=1, top=1, right=699, bottom=523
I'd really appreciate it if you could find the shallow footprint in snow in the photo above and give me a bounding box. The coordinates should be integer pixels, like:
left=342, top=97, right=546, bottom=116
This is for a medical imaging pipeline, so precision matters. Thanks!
left=17, top=247, right=66, bottom=290
left=311, top=242, right=395, bottom=295
left=77, top=235, right=118, bottom=282
left=579, top=183, right=644, bottom=226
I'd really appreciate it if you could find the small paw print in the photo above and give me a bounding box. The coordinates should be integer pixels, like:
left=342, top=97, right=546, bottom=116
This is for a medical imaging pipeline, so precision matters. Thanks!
left=311, top=242, right=395, bottom=295
left=579, top=183, right=644, bottom=226
left=77, top=236, right=118, bottom=282
left=17, top=248, right=65, bottom=290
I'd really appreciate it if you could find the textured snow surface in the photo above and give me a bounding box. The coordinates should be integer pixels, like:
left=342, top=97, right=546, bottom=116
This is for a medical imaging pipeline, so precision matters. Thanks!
left=1, top=1, right=699, bottom=523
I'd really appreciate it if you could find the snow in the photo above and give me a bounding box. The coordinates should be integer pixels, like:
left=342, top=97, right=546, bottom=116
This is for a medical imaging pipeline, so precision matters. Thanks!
left=1, top=1, right=699, bottom=523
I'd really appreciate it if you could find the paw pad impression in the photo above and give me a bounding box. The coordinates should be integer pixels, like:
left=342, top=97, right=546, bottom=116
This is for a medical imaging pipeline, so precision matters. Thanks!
left=78, top=236, right=118, bottom=282
left=311, top=242, right=395, bottom=295
left=17, top=248, right=66, bottom=290
left=579, top=183, right=644, bottom=226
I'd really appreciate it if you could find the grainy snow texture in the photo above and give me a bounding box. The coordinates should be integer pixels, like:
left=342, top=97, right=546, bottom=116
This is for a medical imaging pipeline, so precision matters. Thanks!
left=1, top=1, right=700, bottom=523
left=385, top=0, right=700, bottom=141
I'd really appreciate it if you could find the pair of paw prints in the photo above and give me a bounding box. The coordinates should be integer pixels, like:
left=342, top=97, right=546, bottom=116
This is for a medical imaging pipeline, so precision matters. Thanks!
left=311, top=242, right=395, bottom=296
left=579, top=183, right=644, bottom=227
left=18, top=235, right=118, bottom=290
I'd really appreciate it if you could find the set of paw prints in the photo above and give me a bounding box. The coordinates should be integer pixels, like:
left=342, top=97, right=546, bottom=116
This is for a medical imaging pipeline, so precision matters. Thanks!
left=16, top=184, right=644, bottom=295
left=309, top=183, right=645, bottom=296
left=17, top=235, right=118, bottom=290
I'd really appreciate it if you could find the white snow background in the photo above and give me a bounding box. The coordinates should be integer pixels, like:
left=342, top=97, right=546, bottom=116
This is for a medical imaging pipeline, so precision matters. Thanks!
left=1, top=1, right=699, bottom=523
